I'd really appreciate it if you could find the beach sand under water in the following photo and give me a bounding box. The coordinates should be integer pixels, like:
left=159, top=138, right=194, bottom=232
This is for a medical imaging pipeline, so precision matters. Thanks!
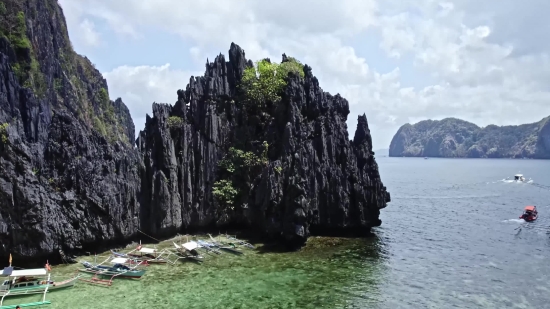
left=3, top=235, right=385, bottom=309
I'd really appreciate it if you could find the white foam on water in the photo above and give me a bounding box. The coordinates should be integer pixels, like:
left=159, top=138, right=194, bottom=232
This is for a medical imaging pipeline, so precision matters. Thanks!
left=503, top=219, right=524, bottom=223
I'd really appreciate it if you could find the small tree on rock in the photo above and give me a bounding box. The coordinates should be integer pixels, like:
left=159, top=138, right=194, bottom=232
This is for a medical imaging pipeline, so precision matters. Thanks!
left=241, top=58, right=304, bottom=107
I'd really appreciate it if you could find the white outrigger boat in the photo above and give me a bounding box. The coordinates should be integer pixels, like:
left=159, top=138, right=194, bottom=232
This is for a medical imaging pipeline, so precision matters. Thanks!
left=514, top=174, right=526, bottom=182
left=172, top=241, right=205, bottom=263
left=78, top=256, right=147, bottom=286
left=207, top=234, right=243, bottom=255
left=0, top=263, right=78, bottom=308
left=224, top=234, right=255, bottom=249
left=111, top=243, right=180, bottom=265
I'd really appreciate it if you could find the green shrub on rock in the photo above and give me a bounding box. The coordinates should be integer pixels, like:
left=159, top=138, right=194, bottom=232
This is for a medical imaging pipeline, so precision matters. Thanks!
left=167, top=116, right=184, bottom=128
left=241, top=58, right=305, bottom=106
left=0, top=123, right=9, bottom=143
left=212, top=179, right=238, bottom=209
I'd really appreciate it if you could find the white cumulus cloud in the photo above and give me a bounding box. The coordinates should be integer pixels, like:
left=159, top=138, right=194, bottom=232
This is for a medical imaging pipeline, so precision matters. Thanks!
left=58, top=0, right=550, bottom=149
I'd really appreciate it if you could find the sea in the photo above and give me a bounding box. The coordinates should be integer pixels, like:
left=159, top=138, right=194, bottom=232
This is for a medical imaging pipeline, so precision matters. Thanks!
left=4, top=157, right=550, bottom=308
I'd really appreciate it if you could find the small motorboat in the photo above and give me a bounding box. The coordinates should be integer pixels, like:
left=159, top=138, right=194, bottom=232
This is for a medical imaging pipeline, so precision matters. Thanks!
left=519, top=205, right=538, bottom=222
left=514, top=174, right=526, bottom=182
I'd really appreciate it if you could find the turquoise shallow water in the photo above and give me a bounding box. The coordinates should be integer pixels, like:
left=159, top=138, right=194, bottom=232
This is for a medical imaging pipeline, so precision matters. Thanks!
left=2, top=236, right=387, bottom=309
left=4, top=158, right=550, bottom=308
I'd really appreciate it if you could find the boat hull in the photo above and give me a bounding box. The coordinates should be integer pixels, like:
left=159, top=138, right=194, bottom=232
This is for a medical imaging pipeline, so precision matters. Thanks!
left=219, top=247, right=243, bottom=255
left=0, top=276, right=78, bottom=297
left=127, top=254, right=168, bottom=264
left=112, top=250, right=168, bottom=264
left=78, top=263, right=146, bottom=278
left=78, top=268, right=145, bottom=278
left=520, top=214, right=537, bottom=222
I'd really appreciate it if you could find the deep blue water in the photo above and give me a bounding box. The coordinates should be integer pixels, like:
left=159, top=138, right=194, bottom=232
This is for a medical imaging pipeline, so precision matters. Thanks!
left=375, top=157, right=550, bottom=308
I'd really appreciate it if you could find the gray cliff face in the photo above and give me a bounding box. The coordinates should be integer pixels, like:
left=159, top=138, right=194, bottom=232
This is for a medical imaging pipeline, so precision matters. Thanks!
left=0, top=0, right=141, bottom=260
left=0, top=0, right=390, bottom=260
left=389, top=117, right=550, bottom=159
left=137, top=45, right=390, bottom=247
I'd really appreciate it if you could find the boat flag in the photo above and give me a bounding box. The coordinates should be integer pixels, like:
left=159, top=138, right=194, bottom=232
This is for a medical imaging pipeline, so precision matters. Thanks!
left=8, top=253, right=12, bottom=266
left=45, top=260, right=51, bottom=271
left=137, top=240, right=142, bottom=250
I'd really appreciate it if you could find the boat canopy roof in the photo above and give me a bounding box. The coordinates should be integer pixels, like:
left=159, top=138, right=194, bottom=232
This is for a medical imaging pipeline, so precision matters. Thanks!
left=1, top=267, right=47, bottom=277
left=182, top=241, right=198, bottom=251
left=139, top=248, right=157, bottom=254
left=525, top=205, right=536, bottom=211
left=110, top=257, right=128, bottom=264
left=515, top=174, right=523, bottom=177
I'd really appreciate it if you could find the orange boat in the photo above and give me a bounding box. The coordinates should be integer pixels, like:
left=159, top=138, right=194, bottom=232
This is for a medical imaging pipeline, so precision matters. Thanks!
left=519, top=205, right=538, bottom=222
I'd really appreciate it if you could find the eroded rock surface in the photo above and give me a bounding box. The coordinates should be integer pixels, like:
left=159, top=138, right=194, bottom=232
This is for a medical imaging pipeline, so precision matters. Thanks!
left=138, top=45, right=390, bottom=247
left=0, top=0, right=390, bottom=260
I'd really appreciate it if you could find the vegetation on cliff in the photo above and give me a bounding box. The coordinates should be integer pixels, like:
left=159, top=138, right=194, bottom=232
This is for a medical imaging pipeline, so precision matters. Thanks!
left=240, top=57, right=304, bottom=106
left=0, top=0, right=132, bottom=144
left=0, top=1, right=46, bottom=96
left=212, top=57, right=304, bottom=213
left=0, top=0, right=140, bottom=261
left=389, top=117, right=550, bottom=158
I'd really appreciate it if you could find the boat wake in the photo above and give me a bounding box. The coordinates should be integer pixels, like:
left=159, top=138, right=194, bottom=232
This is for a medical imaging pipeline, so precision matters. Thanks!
left=527, top=182, right=550, bottom=191
left=498, top=178, right=533, bottom=183
left=503, top=219, right=524, bottom=223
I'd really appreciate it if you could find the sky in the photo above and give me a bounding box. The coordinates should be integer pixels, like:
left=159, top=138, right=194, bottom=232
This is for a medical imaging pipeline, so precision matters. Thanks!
left=57, top=0, right=550, bottom=150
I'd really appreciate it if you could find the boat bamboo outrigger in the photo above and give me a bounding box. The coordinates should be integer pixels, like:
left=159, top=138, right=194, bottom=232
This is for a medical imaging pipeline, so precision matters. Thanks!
left=207, top=234, right=243, bottom=255
left=172, top=241, right=205, bottom=264
left=78, top=256, right=147, bottom=286
left=111, top=243, right=180, bottom=265
left=196, top=240, right=222, bottom=255
left=0, top=258, right=78, bottom=308
left=224, top=234, right=255, bottom=249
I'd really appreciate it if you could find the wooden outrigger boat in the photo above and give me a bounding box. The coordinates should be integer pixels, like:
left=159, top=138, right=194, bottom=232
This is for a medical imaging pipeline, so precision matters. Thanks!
left=207, top=234, right=243, bottom=255
left=172, top=241, right=205, bottom=264
left=196, top=240, right=222, bottom=255
left=0, top=260, right=78, bottom=308
left=111, top=244, right=180, bottom=265
left=78, top=257, right=147, bottom=286
left=224, top=234, right=255, bottom=249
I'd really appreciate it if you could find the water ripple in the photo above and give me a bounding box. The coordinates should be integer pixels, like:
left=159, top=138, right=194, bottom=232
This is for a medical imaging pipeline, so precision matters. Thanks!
left=375, top=157, right=550, bottom=308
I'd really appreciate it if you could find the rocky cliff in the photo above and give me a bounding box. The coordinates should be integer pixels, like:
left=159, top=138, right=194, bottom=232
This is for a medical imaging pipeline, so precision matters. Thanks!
left=0, top=0, right=141, bottom=261
left=0, top=0, right=390, bottom=261
left=389, top=117, right=550, bottom=158
left=137, top=47, right=390, bottom=247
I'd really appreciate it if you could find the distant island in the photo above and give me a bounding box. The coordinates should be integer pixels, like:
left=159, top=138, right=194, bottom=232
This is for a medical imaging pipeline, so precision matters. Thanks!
left=389, top=117, right=550, bottom=158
